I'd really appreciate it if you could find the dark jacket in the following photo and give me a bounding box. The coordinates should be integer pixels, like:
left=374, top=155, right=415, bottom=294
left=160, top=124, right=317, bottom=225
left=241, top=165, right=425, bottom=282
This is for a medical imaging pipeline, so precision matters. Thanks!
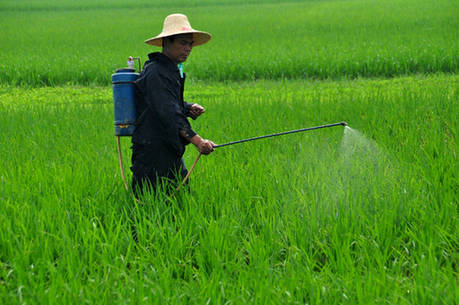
left=133, top=52, right=196, bottom=156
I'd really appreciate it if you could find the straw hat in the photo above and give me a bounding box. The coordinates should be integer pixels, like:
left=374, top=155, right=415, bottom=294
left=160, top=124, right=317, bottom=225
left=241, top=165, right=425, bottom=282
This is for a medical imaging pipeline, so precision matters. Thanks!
left=145, top=14, right=211, bottom=47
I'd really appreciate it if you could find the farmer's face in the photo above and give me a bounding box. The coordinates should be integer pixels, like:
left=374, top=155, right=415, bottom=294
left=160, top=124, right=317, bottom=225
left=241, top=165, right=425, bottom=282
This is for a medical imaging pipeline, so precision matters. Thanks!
left=163, top=34, right=194, bottom=64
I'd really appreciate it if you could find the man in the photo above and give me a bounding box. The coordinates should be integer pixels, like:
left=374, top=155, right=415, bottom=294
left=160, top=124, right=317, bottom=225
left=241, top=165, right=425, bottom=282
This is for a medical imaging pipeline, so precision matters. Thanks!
left=131, top=14, right=214, bottom=196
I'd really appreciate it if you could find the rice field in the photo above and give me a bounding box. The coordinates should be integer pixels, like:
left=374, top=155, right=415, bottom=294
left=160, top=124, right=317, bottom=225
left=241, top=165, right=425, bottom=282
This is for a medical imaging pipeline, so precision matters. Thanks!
left=0, top=0, right=458, bottom=304
left=0, top=0, right=457, bottom=85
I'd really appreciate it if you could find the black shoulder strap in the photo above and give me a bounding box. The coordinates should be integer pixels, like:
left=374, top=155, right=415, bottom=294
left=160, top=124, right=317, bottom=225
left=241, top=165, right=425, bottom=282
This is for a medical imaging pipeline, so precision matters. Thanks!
left=134, top=61, right=152, bottom=128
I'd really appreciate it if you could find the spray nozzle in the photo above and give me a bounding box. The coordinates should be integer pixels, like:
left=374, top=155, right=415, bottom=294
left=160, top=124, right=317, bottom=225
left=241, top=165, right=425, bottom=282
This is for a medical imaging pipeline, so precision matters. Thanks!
left=340, top=121, right=348, bottom=127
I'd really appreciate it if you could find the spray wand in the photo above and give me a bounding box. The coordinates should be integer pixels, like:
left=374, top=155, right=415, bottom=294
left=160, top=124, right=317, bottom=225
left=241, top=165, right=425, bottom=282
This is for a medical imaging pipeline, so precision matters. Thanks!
left=176, top=121, right=348, bottom=190
left=214, top=121, right=347, bottom=148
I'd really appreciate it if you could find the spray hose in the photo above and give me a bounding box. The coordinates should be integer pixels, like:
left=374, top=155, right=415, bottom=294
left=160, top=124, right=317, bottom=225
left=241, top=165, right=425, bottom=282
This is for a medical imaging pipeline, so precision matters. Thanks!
left=116, top=136, right=130, bottom=192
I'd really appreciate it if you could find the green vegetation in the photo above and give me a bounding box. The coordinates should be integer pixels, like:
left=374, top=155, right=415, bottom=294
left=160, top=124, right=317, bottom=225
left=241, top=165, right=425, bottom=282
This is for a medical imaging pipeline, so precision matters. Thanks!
left=1, top=75, right=457, bottom=304
left=0, top=0, right=457, bottom=304
left=0, top=0, right=457, bottom=85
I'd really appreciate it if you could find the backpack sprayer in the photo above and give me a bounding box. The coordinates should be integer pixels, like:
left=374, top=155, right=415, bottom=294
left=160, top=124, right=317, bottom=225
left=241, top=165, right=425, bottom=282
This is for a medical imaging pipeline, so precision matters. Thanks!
left=112, top=57, right=347, bottom=192
left=112, top=57, right=141, bottom=191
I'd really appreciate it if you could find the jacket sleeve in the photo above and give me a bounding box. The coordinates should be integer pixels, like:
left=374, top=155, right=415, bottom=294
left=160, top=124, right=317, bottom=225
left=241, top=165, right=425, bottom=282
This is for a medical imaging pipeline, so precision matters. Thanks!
left=184, top=101, right=193, bottom=117
left=137, top=66, right=196, bottom=150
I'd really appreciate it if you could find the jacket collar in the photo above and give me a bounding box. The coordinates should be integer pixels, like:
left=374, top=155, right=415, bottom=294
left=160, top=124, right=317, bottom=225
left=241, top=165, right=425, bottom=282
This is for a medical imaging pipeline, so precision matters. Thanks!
left=147, top=52, right=179, bottom=73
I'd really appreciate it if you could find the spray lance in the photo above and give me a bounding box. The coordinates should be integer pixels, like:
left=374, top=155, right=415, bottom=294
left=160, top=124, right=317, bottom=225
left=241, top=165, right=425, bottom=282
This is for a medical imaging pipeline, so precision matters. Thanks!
left=176, top=121, right=348, bottom=191
left=112, top=57, right=348, bottom=192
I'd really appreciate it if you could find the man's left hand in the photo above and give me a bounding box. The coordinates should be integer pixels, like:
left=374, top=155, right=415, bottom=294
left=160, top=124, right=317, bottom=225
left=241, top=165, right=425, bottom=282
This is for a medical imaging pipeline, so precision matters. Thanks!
left=189, top=104, right=205, bottom=119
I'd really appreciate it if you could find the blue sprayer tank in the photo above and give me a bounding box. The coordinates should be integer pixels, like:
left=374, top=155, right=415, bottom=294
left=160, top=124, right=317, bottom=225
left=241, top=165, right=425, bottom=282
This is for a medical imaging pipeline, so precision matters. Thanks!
left=112, top=67, right=139, bottom=136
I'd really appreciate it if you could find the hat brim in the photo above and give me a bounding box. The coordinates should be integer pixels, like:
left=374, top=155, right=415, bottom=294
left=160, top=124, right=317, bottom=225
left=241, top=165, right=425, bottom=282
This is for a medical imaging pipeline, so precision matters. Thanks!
left=145, top=31, right=211, bottom=47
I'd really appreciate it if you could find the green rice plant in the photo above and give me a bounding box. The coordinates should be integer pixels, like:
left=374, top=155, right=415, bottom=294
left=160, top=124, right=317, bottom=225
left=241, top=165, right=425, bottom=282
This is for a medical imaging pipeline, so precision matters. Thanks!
left=0, top=74, right=456, bottom=304
left=0, top=0, right=457, bottom=85
left=0, top=0, right=306, bottom=11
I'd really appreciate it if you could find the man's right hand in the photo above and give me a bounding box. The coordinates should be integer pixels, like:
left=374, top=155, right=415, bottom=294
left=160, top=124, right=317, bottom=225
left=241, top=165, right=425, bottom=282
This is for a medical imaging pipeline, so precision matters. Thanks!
left=190, top=135, right=215, bottom=155
left=197, top=139, right=215, bottom=155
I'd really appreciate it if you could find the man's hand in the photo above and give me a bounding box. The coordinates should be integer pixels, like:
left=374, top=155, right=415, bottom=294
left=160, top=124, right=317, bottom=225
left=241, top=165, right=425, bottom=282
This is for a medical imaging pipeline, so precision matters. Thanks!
left=190, top=135, right=215, bottom=155
left=197, top=139, right=215, bottom=155
left=189, top=103, right=205, bottom=120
